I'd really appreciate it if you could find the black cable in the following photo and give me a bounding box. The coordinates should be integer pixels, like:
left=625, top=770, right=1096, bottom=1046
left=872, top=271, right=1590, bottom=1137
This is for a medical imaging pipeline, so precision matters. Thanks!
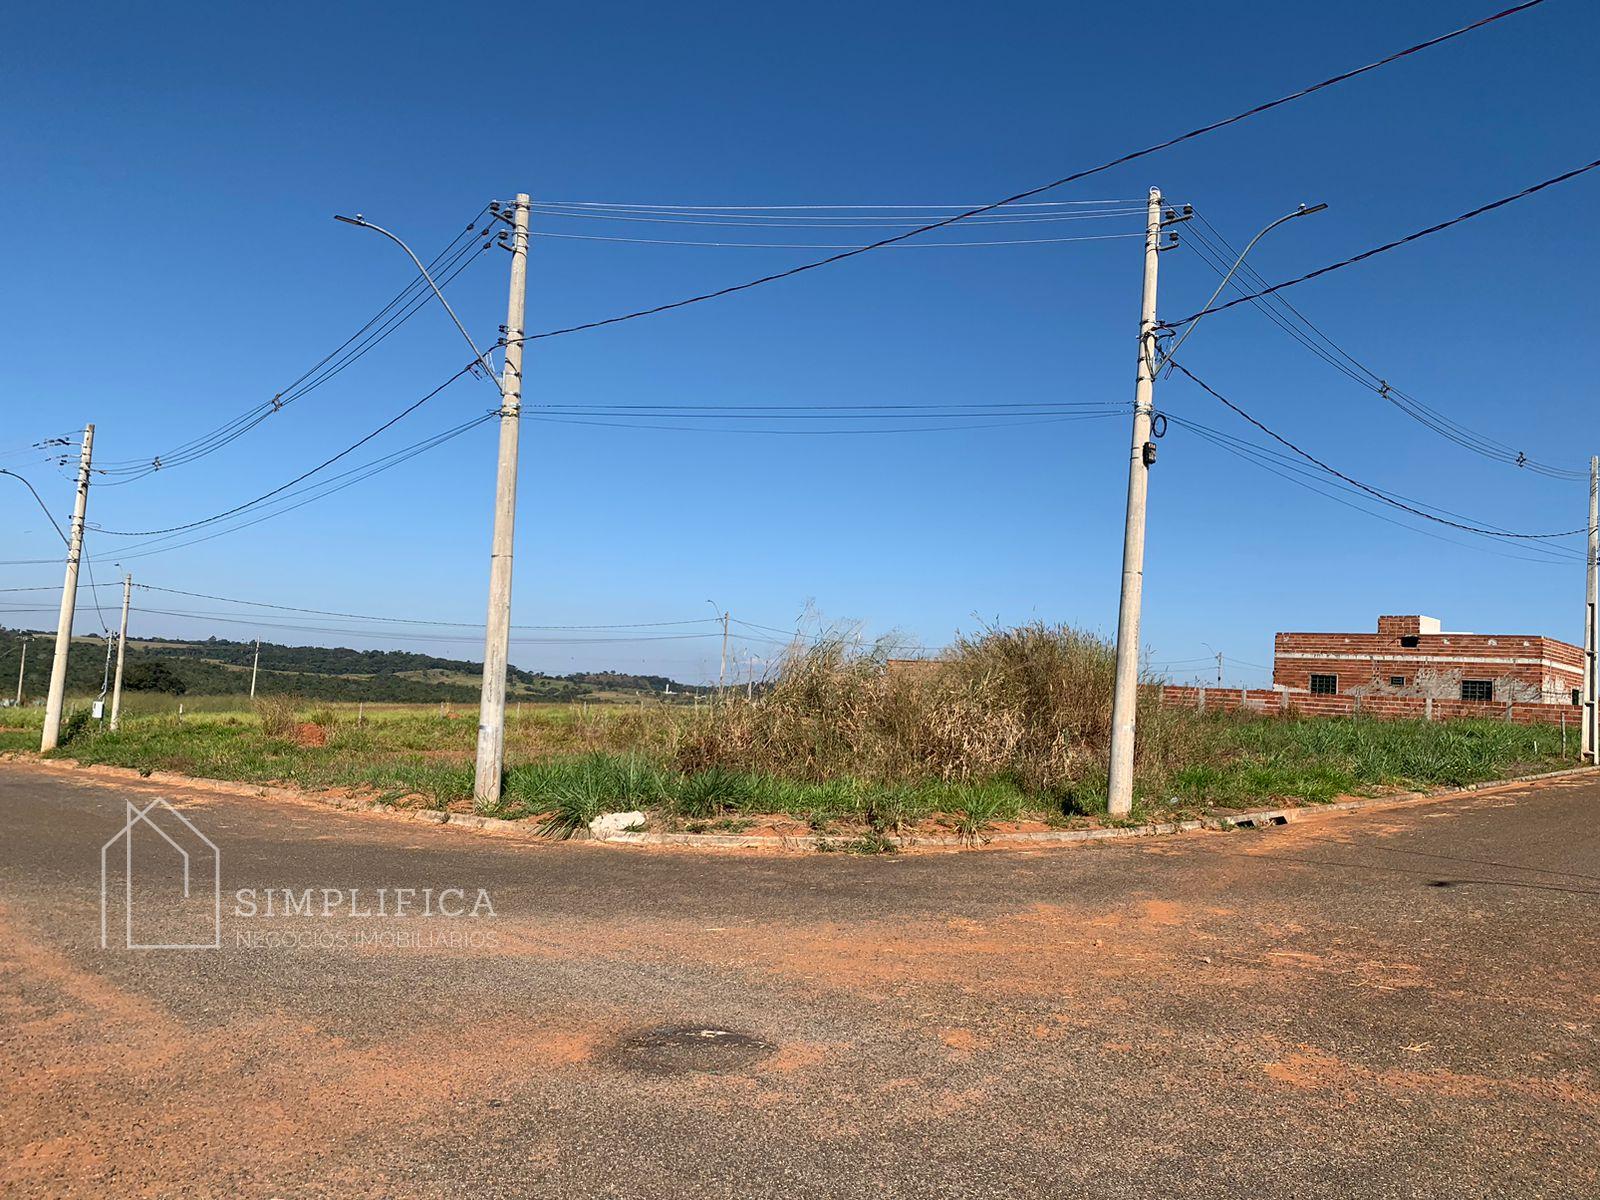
left=506, top=1, right=1550, bottom=345
left=1164, top=413, right=1580, bottom=566
left=106, top=412, right=499, bottom=563
left=1169, top=361, right=1585, bottom=541
left=95, top=363, right=477, bottom=537
left=131, top=584, right=722, bottom=632
left=94, top=208, right=494, bottom=481
left=1178, top=214, right=1584, bottom=482
left=1163, top=409, right=1577, bottom=555
left=0, top=469, right=69, bottom=545
left=96, top=238, right=492, bottom=485
left=525, top=411, right=1125, bottom=436
left=1170, top=157, right=1600, bottom=327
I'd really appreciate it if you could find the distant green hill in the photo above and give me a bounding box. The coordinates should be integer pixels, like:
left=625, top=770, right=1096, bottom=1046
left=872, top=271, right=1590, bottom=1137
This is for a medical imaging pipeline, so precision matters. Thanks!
left=0, top=627, right=694, bottom=704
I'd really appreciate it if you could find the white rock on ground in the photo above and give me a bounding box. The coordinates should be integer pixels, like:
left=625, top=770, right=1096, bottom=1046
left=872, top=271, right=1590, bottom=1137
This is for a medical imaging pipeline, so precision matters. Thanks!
left=588, top=811, right=646, bottom=837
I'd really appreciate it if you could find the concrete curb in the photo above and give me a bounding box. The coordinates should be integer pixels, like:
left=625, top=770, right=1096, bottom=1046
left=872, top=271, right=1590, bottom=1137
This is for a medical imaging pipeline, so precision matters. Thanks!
left=6, top=754, right=1596, bottom=855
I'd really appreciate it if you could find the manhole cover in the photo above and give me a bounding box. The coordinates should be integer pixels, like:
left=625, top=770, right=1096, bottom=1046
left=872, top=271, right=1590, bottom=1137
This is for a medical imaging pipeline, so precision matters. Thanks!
left=613, top=1025, right=776, bottom=1075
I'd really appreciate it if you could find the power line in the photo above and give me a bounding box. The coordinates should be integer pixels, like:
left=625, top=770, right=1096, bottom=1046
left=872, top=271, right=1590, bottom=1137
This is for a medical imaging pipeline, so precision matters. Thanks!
left=94, top=363, right=478, bottom=537
left=525, top=411, right=1125, bottom=436
left=0, top=469, right=69, bottom=546
left=104, top=412, right=498, bottom=563
left=1177, top=212, right=1583, bottom=482
left=534, top=199, right=1148, bottom=211
left=528, top=203, right=1150, bottom=228
left=1169, top=361, right=1585, bottom=541
left=131, top=583, right=724, bottom=632
left=529, top=230, right=1144, bottom=250
left=1165, top=413, right=1580, bottom=566
left=92, top=208, right=495, bottom=482
left=506, top=2, right=1550, bottom=345
left=1169, top=157, right=1600, bottom=327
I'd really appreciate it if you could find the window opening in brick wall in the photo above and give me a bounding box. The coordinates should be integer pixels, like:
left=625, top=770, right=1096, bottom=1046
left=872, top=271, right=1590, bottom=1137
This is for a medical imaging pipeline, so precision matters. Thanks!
left=1460, top=679, right=1494, bottom=702
left=1399, top=635, right=1419, bottom=648
left=1310, top=674, right=1338, bottom=695
left=1388, top=675, right=1406, bottom=687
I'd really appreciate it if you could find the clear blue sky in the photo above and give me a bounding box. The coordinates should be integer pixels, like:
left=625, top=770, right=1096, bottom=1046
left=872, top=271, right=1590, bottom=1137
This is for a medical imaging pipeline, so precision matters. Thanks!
left=2, top=0, right=1596, bottom=686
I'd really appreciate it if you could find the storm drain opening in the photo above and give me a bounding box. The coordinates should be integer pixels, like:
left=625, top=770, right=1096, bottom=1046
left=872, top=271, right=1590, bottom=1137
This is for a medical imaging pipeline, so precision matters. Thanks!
left=612, top=1025, right=776, bottom=1076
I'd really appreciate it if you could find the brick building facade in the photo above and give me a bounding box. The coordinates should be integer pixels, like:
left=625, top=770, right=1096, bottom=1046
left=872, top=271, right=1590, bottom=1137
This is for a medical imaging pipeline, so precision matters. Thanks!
left=1272, top=615, right=1582, bottom=706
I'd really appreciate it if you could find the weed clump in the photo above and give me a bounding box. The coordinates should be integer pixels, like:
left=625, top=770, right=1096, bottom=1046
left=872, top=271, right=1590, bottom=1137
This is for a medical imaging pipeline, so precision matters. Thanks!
left=675, top=622, right=1173, bottom=797
left=255, top=694, right=301, bottom=739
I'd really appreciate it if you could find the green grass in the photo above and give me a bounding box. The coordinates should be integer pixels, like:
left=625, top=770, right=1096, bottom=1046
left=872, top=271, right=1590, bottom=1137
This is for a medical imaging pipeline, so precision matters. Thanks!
left=4, top=696, right=1576, bottom=831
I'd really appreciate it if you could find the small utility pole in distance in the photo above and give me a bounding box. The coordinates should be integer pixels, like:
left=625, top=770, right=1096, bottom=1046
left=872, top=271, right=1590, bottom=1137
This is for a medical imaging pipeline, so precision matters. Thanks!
left=109, top=574, right=131, bottom=731
left=720, top=611, right=729, bottom=694
left=250, top=638, right=260, bottom=700
left=707, top=600, right=730, bottom=696
left=41, top=424, right=94, bottom=752
left=1106, top=191, right=1167, bottom=817
left=472, top=193, right=532, bottom=811
left=15, top=636, right=27, bottom=706
left=1585, top=455, right=1598, bottom=764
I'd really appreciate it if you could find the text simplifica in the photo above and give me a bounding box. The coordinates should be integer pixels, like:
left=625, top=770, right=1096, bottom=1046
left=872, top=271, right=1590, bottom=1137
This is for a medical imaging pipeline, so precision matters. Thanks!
left=233, top=887, right=497, bottom=919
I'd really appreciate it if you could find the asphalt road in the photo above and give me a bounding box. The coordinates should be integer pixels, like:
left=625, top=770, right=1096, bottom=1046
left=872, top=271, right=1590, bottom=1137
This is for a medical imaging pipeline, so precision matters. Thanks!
left=2, top=760, right=1596, bottom=1199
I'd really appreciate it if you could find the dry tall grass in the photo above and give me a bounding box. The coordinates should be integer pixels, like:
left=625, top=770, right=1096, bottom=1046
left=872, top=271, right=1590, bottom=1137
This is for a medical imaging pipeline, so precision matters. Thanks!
left=675, top=622, right=1179, bottom=796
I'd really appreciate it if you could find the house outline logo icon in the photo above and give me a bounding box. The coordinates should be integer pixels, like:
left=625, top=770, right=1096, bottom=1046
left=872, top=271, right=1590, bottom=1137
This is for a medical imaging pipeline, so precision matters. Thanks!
left=100, top=799, right=221, bottom=951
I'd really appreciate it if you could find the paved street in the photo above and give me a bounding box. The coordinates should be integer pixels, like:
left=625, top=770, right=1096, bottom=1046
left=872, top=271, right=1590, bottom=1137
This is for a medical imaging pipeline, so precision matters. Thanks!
left=2, top=760, right=1596, bottom=1198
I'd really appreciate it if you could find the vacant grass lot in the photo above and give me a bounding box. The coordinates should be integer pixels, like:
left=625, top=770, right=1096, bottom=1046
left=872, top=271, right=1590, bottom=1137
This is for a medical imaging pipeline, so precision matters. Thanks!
left=1, top=692, right=1573, bottom=839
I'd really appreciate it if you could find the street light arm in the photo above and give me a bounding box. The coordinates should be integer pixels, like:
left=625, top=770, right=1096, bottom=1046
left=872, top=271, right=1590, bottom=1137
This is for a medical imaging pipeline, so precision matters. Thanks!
left=1157, top=203, right=1327, bottom=369
left=333, top=214, right=500, bottom=384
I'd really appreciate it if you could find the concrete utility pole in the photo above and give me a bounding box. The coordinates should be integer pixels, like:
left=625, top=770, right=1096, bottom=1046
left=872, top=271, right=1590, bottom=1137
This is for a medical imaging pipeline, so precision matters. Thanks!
left=41, top=424, right=93, bottom=751
left=98, top=635, right=113, bottom=710
left=1585, top=456, right=1598, bottom=763
left=250, top=638, right=260, bottom=700
left=15, top=636, right=26, bottom=706
left=706, top=600, right=730, bottom=695
left=109, top=574, right=131, bottom=731
left=473, top=193, right=531, bottom=810
left=1106, top=190, right=1165, bottom=817
left=719, top=611, right=730, bottom=693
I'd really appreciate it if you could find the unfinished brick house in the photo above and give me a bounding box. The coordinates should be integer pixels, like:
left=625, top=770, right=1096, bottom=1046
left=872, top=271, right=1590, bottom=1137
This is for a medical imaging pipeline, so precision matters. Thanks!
left=1273, top=615, right=1583, bottom=706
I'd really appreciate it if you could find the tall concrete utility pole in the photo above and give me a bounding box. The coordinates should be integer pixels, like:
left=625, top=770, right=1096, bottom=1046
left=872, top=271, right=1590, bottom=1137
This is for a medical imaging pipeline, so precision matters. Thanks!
left=250, top=639, right=260, bottom=699
left=109, top=574, right=131, bottom=731
left=1106, top=190, right=1164, bottom=817
left=41, top=424, right=93, bottom=752
left=473, top=193, right=531, bottom=810
left=15, top=637, right=26, bottom=706
left=1585, top=456, right=1598, bottom=764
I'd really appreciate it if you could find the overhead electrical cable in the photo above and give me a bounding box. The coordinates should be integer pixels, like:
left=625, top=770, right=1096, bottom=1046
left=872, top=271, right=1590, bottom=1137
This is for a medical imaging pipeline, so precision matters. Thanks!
left=1169, top=157, right=1600, bottom=327
left=526, top=205, right=1149, bottom=228
left=505, top=1, right=1551, bottom=345
left=131, top=583, right=723, bottom=632
left=0, top=469, right=70, bottom=546
left=524, top=411, right=1125, bottom=436
left=103, top=411, right=497, bottom=563
left=1164, top=413, right=1580, bottom=566
left=92, top=207, right=494, bottom=482
left=534, top=199, right=1148, bottom=211
left=530, top=230, right=1143, bottom=250
left=94, top=363, right=478, bottom=538
left=1179, top=212, right=1583, bottom=481
left=1169, top=362, right=1585, bottom=541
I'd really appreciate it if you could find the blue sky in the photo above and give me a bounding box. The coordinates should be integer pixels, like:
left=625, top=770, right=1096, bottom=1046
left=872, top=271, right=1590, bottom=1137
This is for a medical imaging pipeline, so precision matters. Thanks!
left=2, top=0, right=1596, bottom=686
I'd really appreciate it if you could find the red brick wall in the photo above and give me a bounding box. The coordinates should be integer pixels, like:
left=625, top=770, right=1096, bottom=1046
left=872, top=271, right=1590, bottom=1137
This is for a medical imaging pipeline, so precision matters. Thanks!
left=1159, top=685, right=1580, bottom=727
left=1272, top=629, right=1581, bottom=704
